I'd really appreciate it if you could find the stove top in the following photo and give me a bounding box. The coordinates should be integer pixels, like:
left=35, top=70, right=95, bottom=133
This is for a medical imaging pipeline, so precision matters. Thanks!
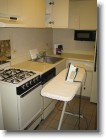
left=0, top=68, right=36, bottom=84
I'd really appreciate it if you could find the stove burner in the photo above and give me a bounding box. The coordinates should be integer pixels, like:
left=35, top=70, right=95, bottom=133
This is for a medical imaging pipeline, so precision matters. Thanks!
left=12, top=78, right=20, bottom=84
left=0, top=68, right=36, bottom=84
left=0, top=69, right=4, bottom=74
left=0, top=75, right=4, bottom=80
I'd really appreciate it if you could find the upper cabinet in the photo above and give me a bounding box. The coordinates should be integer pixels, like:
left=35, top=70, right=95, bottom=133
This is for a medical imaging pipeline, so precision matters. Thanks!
left=0, top=0, right=23, bottom=26
left=22, top=0, right=45, bottom=28
left=0, top=0, right=97, bottom=29
left=0, top=0, right=45, bottom=28
left=45, top=0, right=69, bottom=28
left=45, top=0, right=97, bottom=29
left=0, top=0, right=22, bottom=17
left=69, top=0, right=97, bottom=30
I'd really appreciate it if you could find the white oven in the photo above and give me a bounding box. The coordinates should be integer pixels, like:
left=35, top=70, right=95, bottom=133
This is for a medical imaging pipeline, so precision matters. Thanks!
left=17, top=84, right=42, bottom=130
left=0, top=61, right=10, bottom=130
left=0, top=68, right=43, bottom=130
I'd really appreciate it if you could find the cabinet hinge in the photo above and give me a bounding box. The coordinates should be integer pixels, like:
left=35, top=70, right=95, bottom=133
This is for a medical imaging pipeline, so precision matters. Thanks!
left=49, top=21, right=54, bottom=24
left=49, top=2, right=54, bottom=5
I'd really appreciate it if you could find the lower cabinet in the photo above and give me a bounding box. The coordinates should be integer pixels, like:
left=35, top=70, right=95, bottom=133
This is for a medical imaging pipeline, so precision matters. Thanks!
left=66, top=59, right=93, bottom=98
left=56, top=60, right=66, bottom=75
left=81, top=71, right=93, bottom=97
left=90, top=71, right=97, bottom=103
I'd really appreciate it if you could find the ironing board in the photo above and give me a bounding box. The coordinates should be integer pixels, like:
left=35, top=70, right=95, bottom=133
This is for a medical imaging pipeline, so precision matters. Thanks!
left=41, top=68, right=86, bottom=130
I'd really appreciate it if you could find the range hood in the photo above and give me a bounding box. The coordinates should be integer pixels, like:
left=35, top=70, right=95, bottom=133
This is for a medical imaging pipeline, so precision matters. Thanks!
left=0, top=13, right=23, bottom=27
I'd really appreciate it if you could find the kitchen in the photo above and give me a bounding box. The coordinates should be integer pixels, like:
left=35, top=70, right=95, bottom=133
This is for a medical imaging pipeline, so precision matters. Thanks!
left=0, top=0, right=97, bottom=131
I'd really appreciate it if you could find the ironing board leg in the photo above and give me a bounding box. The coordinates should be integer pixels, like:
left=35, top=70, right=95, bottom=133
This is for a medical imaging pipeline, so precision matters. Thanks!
left=58, top=101, right=67, bottom=130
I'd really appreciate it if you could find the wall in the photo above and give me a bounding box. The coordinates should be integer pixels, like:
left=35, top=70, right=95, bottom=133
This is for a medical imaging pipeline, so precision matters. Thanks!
left=0, top=28, right=53, bottom=65
left=0, top=27, right=95, bottom=65
left=53, top=29, right=95, bottom=55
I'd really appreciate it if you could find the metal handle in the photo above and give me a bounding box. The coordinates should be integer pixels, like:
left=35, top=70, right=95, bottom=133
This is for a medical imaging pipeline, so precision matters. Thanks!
left=10, top=17, right=17, bottom=20
left=49, top=21, right=54, bottom=24
left=20, top=83, right=41, bottom=98
left=49, top=1, right=54, bottom=5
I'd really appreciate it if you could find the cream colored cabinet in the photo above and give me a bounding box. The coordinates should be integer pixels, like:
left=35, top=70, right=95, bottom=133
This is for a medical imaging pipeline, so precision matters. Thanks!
left=0, top=0, right=7, bottom=14
left=90, top=71, right=97, bottom=103
left=0, top=0, right=22, bottom=20
left=66, top=59, right=93, bottom=97
left=69, top=0, right=97, bottom=30
left=45, top=0, right=69, bottom=28
left=0, top=0, right=45, bottom=28
left=0, top=0, right=23, bottom=27
left=22, top=0, right=45, bottom=28
left=56, top=59, right=66, bottom=75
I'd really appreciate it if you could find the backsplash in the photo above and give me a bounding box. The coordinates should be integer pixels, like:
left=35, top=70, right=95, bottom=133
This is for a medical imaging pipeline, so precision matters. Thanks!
left=0, top=40, right=11, bottom=60
left=0, top=28, right=53, bottom=65
left=53, top=29, right=95, bottom=55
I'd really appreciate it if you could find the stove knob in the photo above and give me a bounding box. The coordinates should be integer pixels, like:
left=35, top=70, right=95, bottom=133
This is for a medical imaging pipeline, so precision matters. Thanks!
left=33, top=78, right=36, bottom=84
left=36, top=77, right=39, bottom=83
left=26, top=82, right=29, bottom=87
left=29, top=80, right=32, bottom=85
left=22, top=84, right=25, bottom=90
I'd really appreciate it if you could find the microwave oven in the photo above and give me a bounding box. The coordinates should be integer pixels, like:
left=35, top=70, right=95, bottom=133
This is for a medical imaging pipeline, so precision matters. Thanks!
left=74, top=30, right=96, bottom=41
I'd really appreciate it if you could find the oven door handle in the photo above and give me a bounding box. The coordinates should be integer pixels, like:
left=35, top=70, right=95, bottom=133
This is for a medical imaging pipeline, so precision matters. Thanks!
left=20, top=83, right=41, bottom=98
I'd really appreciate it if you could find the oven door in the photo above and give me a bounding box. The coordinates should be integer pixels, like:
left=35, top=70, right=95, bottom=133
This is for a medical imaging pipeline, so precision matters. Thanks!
left=17, top=85, right=43, bottom=130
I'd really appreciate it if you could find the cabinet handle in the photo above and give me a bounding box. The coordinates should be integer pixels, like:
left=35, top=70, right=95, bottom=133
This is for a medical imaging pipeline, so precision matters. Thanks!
left=10, top=17, right=17, bottom=20
left=49, top=2, right=54, bottom=5
left=49, top=21, right=54, bottom=24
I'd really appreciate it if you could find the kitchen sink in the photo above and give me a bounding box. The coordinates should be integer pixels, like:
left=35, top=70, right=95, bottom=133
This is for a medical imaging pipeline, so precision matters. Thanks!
left=32, top=56, right=63, bottom=64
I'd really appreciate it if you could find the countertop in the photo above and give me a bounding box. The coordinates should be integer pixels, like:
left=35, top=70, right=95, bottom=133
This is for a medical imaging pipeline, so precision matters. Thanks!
left=12, top=53, right=94, bottom=74
left=52, top=53, right=94, bottom=62
left=12, top=59, right=65, bottom=74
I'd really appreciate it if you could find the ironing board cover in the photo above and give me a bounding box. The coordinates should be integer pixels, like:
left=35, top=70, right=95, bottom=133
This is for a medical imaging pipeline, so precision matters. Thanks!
left=41, top=68, right=85, bottom=102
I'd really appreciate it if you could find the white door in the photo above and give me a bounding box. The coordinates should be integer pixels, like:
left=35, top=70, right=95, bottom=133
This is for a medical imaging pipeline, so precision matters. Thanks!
left=18, top=85, right=42, bottom=129
left=52, top=0, right=69, bottom=28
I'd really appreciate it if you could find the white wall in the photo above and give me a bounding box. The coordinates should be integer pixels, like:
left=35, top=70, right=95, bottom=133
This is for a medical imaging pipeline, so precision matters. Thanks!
left=0, top=28, right=53, bottom=65
left=0, top=27, right=95, bottom=65
left=53, top=29, right=95, bottom=55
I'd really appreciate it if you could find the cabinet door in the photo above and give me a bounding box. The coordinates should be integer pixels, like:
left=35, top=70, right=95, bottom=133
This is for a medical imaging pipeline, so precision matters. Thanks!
left=52, top=0, right=69, bottom=28
left=22, top=0, right=45, bottom=28
left=81, top=71, right=93, bottom=97
left=69, top=0, right=97, bottom=30
left=79, top=0, right=97, bottom=30
left=0, top=0, right=22, bottom=17
left=56, top=60, right=66, bottom=75
left=0, top=0, right=23, bottom=27
left=7, top=0, right=22, bottom=17
left=45, top=0, right=69, bottom=28
left=0, top=0, right=8, bottom=14
left=69, top=0, right=80, bottom=29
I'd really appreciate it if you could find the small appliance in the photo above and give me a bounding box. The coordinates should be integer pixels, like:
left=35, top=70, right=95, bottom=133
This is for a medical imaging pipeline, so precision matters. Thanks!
left=74, top=30, right=96, bottom=41
left=53, top=44, right=63, bottom=55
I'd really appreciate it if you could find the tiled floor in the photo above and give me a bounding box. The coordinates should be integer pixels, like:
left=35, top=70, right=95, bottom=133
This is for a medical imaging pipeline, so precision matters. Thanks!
left=36, top=96, right=97, bottom=131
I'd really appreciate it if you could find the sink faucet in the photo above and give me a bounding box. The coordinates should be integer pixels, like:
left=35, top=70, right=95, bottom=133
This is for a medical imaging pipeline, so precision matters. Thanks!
left=36, top=50, right=47, bottom=61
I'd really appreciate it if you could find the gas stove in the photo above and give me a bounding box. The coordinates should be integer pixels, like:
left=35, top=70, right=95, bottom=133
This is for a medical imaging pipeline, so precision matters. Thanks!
left=0, top=68, right=36, bottom=83
left=0, top=67, right=42, bottom=130
left=0, top=68, right=41, bottom=87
